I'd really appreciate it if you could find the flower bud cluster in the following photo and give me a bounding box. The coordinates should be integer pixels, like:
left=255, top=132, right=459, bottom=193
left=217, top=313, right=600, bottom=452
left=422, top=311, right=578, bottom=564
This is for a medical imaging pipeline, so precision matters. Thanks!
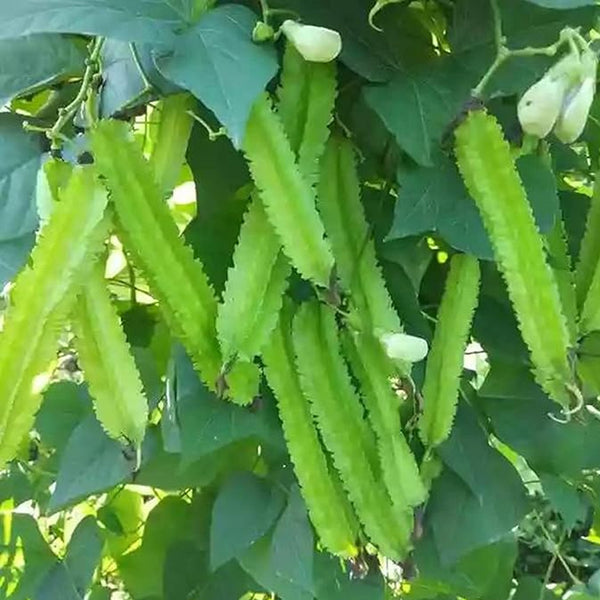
left=518, top=46, right=597, bottom=144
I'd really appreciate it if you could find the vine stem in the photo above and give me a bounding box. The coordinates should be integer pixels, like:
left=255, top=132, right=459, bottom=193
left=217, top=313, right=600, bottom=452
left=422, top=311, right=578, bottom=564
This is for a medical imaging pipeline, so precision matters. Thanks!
left=186, top=110, right=227, bottom=141
left=256, top=0, right=298, bottom=25
left=258, top=0, right=269, bottom=21
left=47, top=36, right=105, bottom=148
left=539, top=543, right=560, bottom=600
left=129, top=42, right=152, bottom=90
left=541, top=529, right=581, bottom=586
left=537, top=517, right=581, bottom=599
left=472, top=0, right=583, bottom=98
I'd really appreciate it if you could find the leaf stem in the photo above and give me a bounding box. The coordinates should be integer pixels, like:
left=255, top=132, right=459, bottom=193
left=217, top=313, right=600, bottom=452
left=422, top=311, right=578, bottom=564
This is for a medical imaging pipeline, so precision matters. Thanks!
left=48, top=37, right=105, bottom=148
left=537, top=517, right=581, bottom=593
left=472, top=0, right=580, bottom=98
left=129, top=42, right=152, bottom=90
left=258, top=0, right=269, bottom=21
left=186, top=110, right=227, bottom=140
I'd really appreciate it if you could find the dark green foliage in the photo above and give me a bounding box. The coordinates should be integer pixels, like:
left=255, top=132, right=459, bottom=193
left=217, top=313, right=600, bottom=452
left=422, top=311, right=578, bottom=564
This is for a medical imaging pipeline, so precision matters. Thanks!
left=1, top=2, right=599, bottom=599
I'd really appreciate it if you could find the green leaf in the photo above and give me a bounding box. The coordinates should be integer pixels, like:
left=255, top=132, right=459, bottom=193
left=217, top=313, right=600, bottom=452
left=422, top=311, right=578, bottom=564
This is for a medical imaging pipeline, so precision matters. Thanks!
left=186, top=112, right=250, bottom=203
left=271, top=485, right=315, bottom=595
left=482, top=394, right=600, bottom=478
left=560, top=190, right=590, bottom=262
left=428, top=403, right=529, bottom=564
left=381, top=259, right=432, bottom=341
left=87, top=587, right=111, bottom=600
left=196, top=560, right=259, bottom=599
left=99, top=41, right=177, bottom=117
left=239, top=535, right=313, bottom=600
left=413, top=535, right=518, bottom=600
left=48, top=415, right=132, bottom=514
left=0, top=234, right=34, bottom=288
left=178, top=385, right=284, bottom=460
left=121, top=304, right=158, bottom=348
left=512, top=576, right=556, bottom=600
left=426, top=469, right=526, bottom=567
left=472, top=290, right=529, bottom=365
left=0, top=114, right=45, bottom=241
left=588, top=569, right=600, bottom=596
left=314, top=552, right=386, bottom=600
left=35, top=382, right=91, bottom=455
left=363, top=61, right=471, bottom=167
left=0, top=1, right=189, bottom=43
left=6, top=515, right=57, bottom=600
left=100, top=489, right=144, bottom=558
left=479, top=361, right=547, bottom=401
left=517, top=154, right=560, bottom=233
left=539, top=473, right=589, bottom=529
left=392, top=152, right=490, bottom=255
left=451, top=0, right=596, bottom=90
left=0, top=34, right=84, bottom=106
left=210, top=472, right=286, bottom=570
left=155, top=4, right=278, bottom=146
left=35, top=516, right=103, bottom=600
left=438, top=402, right=527, bottom=501
left=390, top=152, right=559, bottom=260
left=133, top=428, right=251, bottom=491
left=175, top=347, right=284, bottom=464
left=0, top=463, right=32, bottom=505
left=184, top=108, right=251, bottom=292
left=452, top=0, right=595, bottom=51
left=163, top=540, right=207, bottom=600
left=161, top=362, right=181, bottom=454
left=119, top=496, right=199, bottom=599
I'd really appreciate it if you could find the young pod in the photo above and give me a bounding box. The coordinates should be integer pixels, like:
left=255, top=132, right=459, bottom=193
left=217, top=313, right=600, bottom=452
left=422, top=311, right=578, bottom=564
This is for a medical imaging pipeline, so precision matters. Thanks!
left=90, top=120, right=222, bottom=390
left=262, top=301, right=358, bottom=557
left=217, top=195, right=291, bottom=364
left=73, top=262, right=149, bottom=451
left=317, top=136, right=402, bottom=336
left=418, top=254, right=480, bottom=448
left=243, top=94, right=334, bottom=287
left=149, top=93, right=195, bottom=196
left=293, top=301, right=412, bottom=559
left=0, top=167, right=108, bottom=468
left=342, top=329, right=426, bottom=512
left=277, top=42, right=338, bottom=185
left=455, top=110, right=574, bottom=408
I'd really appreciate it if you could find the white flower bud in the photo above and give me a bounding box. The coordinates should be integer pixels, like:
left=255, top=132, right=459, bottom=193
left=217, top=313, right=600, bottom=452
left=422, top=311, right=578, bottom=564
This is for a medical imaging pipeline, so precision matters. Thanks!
left=517, top=72, right=571, bottom=138
left=379, top=332, right=428, bottom=363
left=518, top=49, right=597, bottom=140
left=554, top=76, right=596, bottom=144
left=517, top=51, right=585, bottom=139
left=281, top=20, right=342, bottom=63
